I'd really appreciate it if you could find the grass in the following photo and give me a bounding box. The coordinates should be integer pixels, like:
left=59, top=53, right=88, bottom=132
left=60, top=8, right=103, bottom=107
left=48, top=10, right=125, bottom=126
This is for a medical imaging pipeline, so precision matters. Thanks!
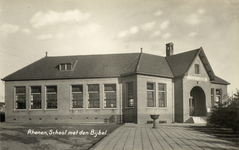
left=0, top=123, right=121, bottom=150
left=189, top=125, right=239, bottom=145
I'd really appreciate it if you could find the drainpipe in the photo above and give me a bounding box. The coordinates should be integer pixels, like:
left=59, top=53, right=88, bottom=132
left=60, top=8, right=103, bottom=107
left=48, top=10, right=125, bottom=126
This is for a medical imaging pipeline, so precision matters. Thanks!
left=172, top=80, right=174, bottom=123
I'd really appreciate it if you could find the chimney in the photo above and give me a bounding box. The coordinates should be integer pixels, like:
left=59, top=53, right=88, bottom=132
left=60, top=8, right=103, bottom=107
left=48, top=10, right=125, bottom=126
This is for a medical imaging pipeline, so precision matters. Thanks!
left=166, top=42, right=174, bottom=57
left=45, top=51, right=48, bottom=57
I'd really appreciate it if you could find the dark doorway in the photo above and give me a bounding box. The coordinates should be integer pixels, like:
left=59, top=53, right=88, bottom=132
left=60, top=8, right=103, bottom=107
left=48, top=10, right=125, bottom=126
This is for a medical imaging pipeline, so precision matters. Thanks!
left=189, top=86, right=206, bottom=116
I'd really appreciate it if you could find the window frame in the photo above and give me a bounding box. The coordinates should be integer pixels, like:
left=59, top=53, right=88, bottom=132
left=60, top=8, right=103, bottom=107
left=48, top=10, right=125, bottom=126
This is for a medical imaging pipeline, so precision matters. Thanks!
left=59, top=63, right=72, bottom=71
left=30, top=86, right=42, bottom=110
left=87, top=84, right=100, bottom=109
left=195, top=64, right=200, bottom=74
left=147, top=82, right=155, bottom=107
left=104, top=84, right=117, bottom=109
left=71, top=85, right=84, bottom=109
left=45, top=85, right=58, bottom=109
left=126, top=82, right=134, bottom=108
left=158, top=83, right=167, bottom=107
left=15, top=86, right=26, bottom=110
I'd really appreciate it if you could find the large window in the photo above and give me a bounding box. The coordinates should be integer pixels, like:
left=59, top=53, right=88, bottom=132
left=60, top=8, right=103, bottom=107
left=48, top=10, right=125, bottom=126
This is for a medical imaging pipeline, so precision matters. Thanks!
left=104, top=84, right=116, bottom=108
left=46, top=86, right=57, bottom=109
left=30, top=86, right=42, bottom=109
left=15, top=86, right=26, bottom=109
left=126, top=82, right=134, bottom=107
left=195, top=64, right=200, bottom=74
left=158, top=83, right=166, bottom=107
left=88, top=84, right=99, bottom=108
left=147, top=83, right=155, bottom=107
left=71, top=85, right=83, bottom=108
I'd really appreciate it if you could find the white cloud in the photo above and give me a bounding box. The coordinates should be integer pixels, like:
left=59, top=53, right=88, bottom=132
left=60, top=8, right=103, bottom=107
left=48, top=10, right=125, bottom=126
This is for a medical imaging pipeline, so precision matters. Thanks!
left=162, top=33, right=171, bottom=39
left=198, top=9, right=205, bottom=15
left=189, top=32, right=198, bottom=37
left=141, top=21, right=156, bottom=31
left=37, top=34, right=53, bottom=40
left=185, top=14, right=200, bottom=25
left=154, top=10, right=163, bottom=16
left=129, top=26, right=139, bottom=34
left=118, top=31, right=128, bottom=38
left=30, top=10, right=90, bottom=28
left=21, top=28, right=31, bottom=34
left=0, top=23, right=20, bottom=36
left=152, top=30, right=161, bottom=37
left=160, top=20, right=170, bottom=30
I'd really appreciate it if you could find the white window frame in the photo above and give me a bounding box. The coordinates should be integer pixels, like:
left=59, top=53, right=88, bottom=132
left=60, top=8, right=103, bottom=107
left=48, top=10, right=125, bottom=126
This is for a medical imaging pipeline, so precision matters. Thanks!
left=103, top=84, right=117, bottom=109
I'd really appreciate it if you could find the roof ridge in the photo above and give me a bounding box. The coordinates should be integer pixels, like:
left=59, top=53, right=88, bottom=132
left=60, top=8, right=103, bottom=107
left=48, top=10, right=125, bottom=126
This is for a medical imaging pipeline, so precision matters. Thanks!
left=120, top=53, right=141, bottom=75
left=167, top=48, right=201, bottom=57
left=135, top=51, right=143, bottom=72
left=45, top=52, right=140, bottom=58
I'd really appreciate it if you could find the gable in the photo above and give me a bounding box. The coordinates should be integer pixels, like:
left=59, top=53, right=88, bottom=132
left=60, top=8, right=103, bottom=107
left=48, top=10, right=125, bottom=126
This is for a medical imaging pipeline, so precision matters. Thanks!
left=186, top=55, right=210, bottom=81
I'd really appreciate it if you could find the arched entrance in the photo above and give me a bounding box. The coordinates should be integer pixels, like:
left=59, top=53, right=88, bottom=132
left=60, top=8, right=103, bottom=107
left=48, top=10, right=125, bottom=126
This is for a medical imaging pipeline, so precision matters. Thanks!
left=189, top=86, right=206, bottom=116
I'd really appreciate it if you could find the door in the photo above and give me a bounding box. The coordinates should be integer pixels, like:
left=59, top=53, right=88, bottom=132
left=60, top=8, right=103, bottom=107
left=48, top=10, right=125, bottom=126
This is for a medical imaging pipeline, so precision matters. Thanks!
left=189, top=95, right=195, bottom=116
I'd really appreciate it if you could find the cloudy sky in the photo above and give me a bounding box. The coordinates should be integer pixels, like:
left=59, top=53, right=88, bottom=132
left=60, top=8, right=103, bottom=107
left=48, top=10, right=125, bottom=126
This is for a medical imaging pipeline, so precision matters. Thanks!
left=0, top=0, right=238, bottom=102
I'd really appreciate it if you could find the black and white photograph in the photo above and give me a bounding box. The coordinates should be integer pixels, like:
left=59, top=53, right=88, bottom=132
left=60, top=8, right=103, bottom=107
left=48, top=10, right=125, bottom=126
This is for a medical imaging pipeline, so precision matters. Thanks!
left=0, top=0, right=238, bottom=149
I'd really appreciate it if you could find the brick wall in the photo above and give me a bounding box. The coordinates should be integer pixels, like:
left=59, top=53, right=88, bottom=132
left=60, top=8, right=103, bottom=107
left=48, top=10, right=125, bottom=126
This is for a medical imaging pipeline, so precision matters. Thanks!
left=5, top=78, right=122, bottom=123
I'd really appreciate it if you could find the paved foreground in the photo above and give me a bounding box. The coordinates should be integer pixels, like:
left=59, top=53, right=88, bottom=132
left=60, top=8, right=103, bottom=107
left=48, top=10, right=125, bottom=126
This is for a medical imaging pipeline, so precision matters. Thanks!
left=91, top=123, right=238, bottom=150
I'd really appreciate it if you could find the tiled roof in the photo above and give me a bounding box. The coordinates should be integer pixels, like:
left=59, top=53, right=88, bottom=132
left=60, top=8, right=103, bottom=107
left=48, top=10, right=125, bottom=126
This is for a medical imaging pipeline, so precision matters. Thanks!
left=1, top=49, right=229, bottom=85
left=212, top=76, right=230, bottom=85
left=166, top=48, right=200, bottom=77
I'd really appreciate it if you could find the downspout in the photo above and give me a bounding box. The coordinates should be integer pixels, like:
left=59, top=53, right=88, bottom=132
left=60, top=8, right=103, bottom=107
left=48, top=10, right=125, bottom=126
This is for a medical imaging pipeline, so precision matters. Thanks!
left=172, top=79, right=174, bottom=123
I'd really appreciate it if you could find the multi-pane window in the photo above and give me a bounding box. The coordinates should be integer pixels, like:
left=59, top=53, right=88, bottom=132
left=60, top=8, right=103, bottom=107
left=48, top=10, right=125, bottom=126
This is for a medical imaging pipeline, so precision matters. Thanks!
left=211, top=88, right=215, bottom=106
left=60, top=63, right=72, bottom=71
left=15, top=86, right=26, bottom=109
left=158, top=83, right=166, bottom=107
left=46, top=86, right=57, bottom=109
left=215, top=89, right=221, bottom=105
left=104, top=84, right=116, bottom=108
left=195, top=64, right=200, bottom=74
left=147, top=83, right=155, bottom=107
left=88, top=84, right=99, bottom=108
left=126, top=82, right=134, bottom=107
left=71, top=85, right=83, bottom=108
left=30, top=86, right=41, bottom=109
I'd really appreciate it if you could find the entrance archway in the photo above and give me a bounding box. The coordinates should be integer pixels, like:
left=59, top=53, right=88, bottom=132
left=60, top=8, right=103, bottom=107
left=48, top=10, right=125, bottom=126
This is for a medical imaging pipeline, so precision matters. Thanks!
left=189, top=86, right=206, bottom=116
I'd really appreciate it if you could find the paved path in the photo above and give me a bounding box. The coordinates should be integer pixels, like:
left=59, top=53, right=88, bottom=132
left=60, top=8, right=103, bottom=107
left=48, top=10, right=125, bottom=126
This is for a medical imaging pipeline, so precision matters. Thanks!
left=91, top=124, right=239, bottom=150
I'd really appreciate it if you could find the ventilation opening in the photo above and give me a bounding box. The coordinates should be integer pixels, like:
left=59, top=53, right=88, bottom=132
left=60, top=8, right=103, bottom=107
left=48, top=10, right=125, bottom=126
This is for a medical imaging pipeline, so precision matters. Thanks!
left=55, top=118, right=57, bottom=120
left=29, top=118, right=31, bottom=120
left=13, top=118, right=16, bottom=121
left=39, top=118, right=42, bottom=120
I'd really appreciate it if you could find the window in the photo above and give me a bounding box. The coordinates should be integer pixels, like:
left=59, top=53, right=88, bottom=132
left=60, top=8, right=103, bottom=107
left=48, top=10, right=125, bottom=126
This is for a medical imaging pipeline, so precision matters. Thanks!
left=195, top=64, right=200, bottom=74
left=15, top=86, right=26, bottom=109
left=215, top=89, right=221, bottom=105
left=126, top=82, right=134, bottom=107
left=59, top=63, right=72, bottom=71
left=104, top=84, right=116, bottom=108
left=88, top=84, right=99, bottom=108
left=158, top=83, right=166, bottom=107
left=46, top=86, right=57, bottom=109
left=30, top=86, right=42, bottom=109
left=147, top=83, right=155, bottom=107
left=71, top=85, right=83, bottom=108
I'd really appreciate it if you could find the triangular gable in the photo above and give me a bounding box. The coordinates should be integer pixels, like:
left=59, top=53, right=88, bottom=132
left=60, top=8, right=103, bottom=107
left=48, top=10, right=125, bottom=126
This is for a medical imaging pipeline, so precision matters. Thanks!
left=166, top=49, right=200, bottom=77
left=197, top=48, right=216, bottom=81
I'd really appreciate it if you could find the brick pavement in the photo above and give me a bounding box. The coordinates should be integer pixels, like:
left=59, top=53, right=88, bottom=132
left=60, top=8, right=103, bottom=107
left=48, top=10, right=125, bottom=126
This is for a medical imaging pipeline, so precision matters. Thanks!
left=91, top=123, right=239, bottom=150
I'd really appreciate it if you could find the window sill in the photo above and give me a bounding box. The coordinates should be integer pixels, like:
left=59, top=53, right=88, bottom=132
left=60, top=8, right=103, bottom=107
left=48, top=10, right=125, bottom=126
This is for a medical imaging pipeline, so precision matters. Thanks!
left=70, top=108, right=84, bottom=110
left=103, top=108, right=117, bottom=109
left=13, top=109, right=27, bottom=111
left=29, top=109, right=43, bottom=111
left=44, top=109, right=58, bottom=111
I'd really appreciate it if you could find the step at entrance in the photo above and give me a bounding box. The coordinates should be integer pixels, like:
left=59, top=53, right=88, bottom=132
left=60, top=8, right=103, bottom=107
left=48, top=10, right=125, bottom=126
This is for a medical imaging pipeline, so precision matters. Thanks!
left=185, top=117, right=207, bottom=123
